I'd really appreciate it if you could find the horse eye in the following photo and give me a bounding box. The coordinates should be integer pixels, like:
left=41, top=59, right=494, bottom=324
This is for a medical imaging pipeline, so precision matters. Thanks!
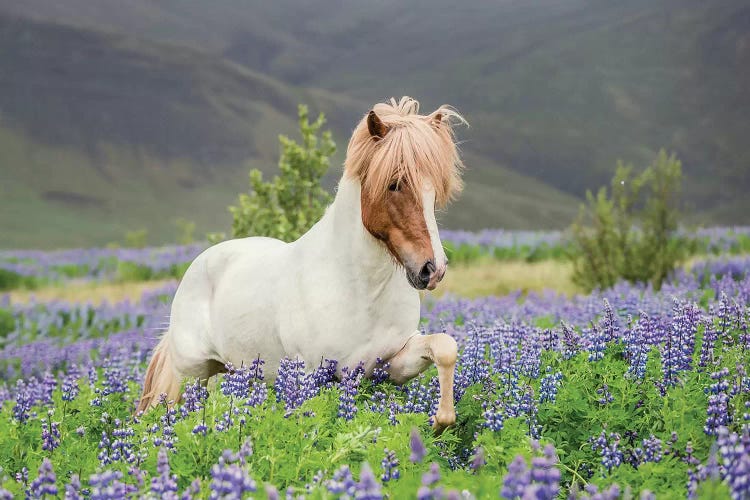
left=388, top=181, right=400, bottom=192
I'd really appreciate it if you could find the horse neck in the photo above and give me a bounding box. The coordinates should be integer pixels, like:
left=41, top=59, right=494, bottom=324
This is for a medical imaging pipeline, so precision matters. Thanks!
left=306, top=176, right=398, bottom=285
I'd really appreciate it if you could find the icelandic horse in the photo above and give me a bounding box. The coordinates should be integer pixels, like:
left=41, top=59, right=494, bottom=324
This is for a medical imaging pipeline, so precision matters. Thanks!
left=138, top=97, right=466, bottom=431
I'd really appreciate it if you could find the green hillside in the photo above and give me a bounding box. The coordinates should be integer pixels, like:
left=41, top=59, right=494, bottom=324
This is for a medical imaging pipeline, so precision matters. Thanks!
left=1, top=1, right=748, bottom=247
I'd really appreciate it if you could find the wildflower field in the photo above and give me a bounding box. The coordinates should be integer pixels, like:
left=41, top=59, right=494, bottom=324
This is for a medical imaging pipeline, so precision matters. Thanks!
left=1, top=229, right=749, bottom=499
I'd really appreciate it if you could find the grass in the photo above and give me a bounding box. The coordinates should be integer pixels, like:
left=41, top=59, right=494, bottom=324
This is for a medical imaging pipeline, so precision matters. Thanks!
left=3, top=260, right=579, bottom=305
left=430, top=258, right=579, bottom=299
left=5, top=279, right=175, bottom=305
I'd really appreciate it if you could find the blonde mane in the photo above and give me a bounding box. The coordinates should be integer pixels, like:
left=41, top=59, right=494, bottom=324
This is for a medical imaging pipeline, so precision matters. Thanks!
left=344, top=97, right=466, bottom=207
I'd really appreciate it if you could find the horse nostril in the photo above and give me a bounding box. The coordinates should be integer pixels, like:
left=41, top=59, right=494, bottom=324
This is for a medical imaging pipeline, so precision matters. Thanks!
left=419, top=261, right=436, bottom=286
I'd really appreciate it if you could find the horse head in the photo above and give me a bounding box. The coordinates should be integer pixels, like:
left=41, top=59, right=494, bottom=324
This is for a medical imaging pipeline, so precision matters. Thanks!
left=345, top=97, right=466, bottom=290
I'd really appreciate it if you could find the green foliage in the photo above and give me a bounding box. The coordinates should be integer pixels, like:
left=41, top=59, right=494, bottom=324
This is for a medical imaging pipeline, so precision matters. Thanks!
left=228, top=105, right=336, bottom=243
left=174, top=218, right=196, bottom=245
left=124, top=229, right=148, bottom=248
left=570, top=150, right=685, bottom=291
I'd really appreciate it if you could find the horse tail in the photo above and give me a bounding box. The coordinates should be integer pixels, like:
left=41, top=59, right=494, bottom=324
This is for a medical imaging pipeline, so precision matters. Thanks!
left=137, top=335, right=181, bottom=413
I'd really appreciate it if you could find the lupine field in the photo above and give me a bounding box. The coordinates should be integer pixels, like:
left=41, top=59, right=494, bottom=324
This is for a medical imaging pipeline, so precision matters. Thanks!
left=1, top=229, right=750, bottom=499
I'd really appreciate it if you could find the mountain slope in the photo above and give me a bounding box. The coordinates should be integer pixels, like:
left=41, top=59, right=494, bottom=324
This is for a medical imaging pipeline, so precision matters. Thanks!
left=0, top=14, right=579, bottom=248
left=9, top=0, right=744, bottom=213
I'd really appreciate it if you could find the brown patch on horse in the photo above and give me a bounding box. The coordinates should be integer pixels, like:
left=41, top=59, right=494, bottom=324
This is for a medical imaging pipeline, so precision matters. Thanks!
left=360, top=176, right=433, bottom=272
left=345, top=97, right=466, bottom=275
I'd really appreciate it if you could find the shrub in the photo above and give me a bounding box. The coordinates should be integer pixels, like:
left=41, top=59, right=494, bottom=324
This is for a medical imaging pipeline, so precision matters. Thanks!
left=570, top=150, right=685, bottom=291
left=226, top=105, right=336, bottom=242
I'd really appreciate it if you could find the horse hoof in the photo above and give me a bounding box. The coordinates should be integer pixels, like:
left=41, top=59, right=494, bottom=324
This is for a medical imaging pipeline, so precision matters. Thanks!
left=432, top=409, right=456, bottom=433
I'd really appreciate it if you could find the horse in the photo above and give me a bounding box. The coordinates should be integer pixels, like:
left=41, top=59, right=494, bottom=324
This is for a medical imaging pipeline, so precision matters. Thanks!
left=137, top=97, right=466, bottom=431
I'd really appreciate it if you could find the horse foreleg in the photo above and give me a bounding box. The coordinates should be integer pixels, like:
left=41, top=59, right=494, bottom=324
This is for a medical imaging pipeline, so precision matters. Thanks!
left=388, top=332, right=458, bottom=432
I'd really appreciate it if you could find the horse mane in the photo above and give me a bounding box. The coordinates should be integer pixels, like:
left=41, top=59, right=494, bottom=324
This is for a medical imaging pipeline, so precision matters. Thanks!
left=344, top=96, right=466, bottom=208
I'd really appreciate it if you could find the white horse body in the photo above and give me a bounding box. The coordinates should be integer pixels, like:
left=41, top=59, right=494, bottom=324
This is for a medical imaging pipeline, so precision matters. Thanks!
left=139, top=97, right=461, bottom=430
left=169, top=177, right=423, bottom=381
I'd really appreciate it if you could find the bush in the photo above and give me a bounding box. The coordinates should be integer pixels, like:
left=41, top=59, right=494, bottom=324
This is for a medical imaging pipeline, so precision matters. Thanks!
left=227, top=105, right=336, bottom=242
left=570, top=150, right=685, bottom=291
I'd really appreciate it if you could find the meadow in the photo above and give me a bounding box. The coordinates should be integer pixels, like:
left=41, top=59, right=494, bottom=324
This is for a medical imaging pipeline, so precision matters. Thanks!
left=0, top=228, right=749, bottom=499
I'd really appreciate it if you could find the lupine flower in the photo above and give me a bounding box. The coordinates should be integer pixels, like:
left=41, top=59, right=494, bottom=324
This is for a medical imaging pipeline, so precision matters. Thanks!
left=539, top=370, right=563, bottom=405
left=501, top=455, right=530, bottom=499
left=470, top=447, right=486, bottom=471
left=704, top=368, right=731, bottom=436
left=338, top=363, right=364, bottom=421
left=326, top=465, right=356, bottom=496
left=417, top=463, right=442, bottom=500
left=274, top=357, right=317, bottom=413
left=586, top=322, right=607, bottom=362
left=40, top=411, right=61, bottom=452
left=530, top=444, right=561, bottom=499
left=208, top=450, right=257, bottom=499
left=89, top=470, right=135, bottom=500
left=380, top=448, right=400, bottom=482
left=410, top=428, right=427, bottom=463
left=64, top=474, right=82, bottom=500
left=590, top=431, right=624, bottom=474
left=150, top=448, right=178, bottom=499
left=561, top=321, right=582, bottom=360
left=596, top=384, right=614, bottom=406
left=371, top=358, right=391, bottom=384
left=355, top=463, right=382, bottom=500
left=30, top=458, right=57, bottom=498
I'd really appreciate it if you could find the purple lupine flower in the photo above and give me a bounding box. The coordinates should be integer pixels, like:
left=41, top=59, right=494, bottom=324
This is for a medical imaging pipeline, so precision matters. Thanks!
left=181, top=478, right=201, bottom=500
left=274, top=357, right=317, bottom=413
left=61, top=371, right=80, bottom=402
left=30, top=458, right=57, bottom=498
left=539, top=370, right=563, bottom=405
left=150, top=448, right=178, bottom=499
left=417, top=463, right=442, bottom=500
left=311, top=359, right=338, bottom=389
left=624, top=313, right=649, bottom=379
left=265, top=485, right=279, bottom=500
left=519, top=328, right=542, bottom=378
left=699, top=318, right=718, bottom=370
left=338, top=363, right=364, bottom=421
left=181, top=378, right=208, bottom=415
left=40, top=411, right=61, bottom=452
left=410, top=427, right=427, bottom=463
left=601, top=299, right=620, bottom=342
left=586, top=322, right=607, bottom=362
left=208, top=450, right=257, bottom=499
left=530, top=445, right=561, bottom=499
left=501, top=455, right=530, bottom=499
left=64, top=474, right=82, bottom=500
left=326, top=465, right=356, bottom=496
left=470, top=447, right=486, bottom=471
left=596, top=384, right=614, bottom=406
left=704, top=368, right=731, bottom=436
left=355, top=463, right=382, bottom=500
left=641, top=435, right=663, bottom=463
left=561, top=321, right=582, bottom=360
left=590, top=431, right=624, bottom=474
left=89, top=470, right=135, bottom=500
left=481, top=401, right=504, bottom=432
left=380, top=448, right=400, bottom=482
left=372, top=357, right=391, bottom=384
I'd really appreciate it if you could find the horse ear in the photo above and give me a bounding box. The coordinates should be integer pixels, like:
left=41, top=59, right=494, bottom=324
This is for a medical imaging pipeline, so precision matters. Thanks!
left=367, top=110, right=387, bottom=139
left=431, top=113, right=443, bottom=127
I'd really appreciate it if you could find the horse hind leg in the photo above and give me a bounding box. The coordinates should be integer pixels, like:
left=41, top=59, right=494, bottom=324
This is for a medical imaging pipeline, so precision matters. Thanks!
left=387, top=332, right=458, bottom=432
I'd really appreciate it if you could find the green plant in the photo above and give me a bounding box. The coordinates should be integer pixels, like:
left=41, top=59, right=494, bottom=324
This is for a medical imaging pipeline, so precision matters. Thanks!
left=174, top=218, right=196, bottom=245
left=227, top=105, right=336, bottom=243
left=124, top=229, right=148, bottom=248
left=570, top=150, right=685, bottom=291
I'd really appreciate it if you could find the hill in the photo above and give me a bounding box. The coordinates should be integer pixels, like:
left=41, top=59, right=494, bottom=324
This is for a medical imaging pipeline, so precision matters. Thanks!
left=0, top=14, right=578, bottom=248
left=1, top=1, right=748, bottom=246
